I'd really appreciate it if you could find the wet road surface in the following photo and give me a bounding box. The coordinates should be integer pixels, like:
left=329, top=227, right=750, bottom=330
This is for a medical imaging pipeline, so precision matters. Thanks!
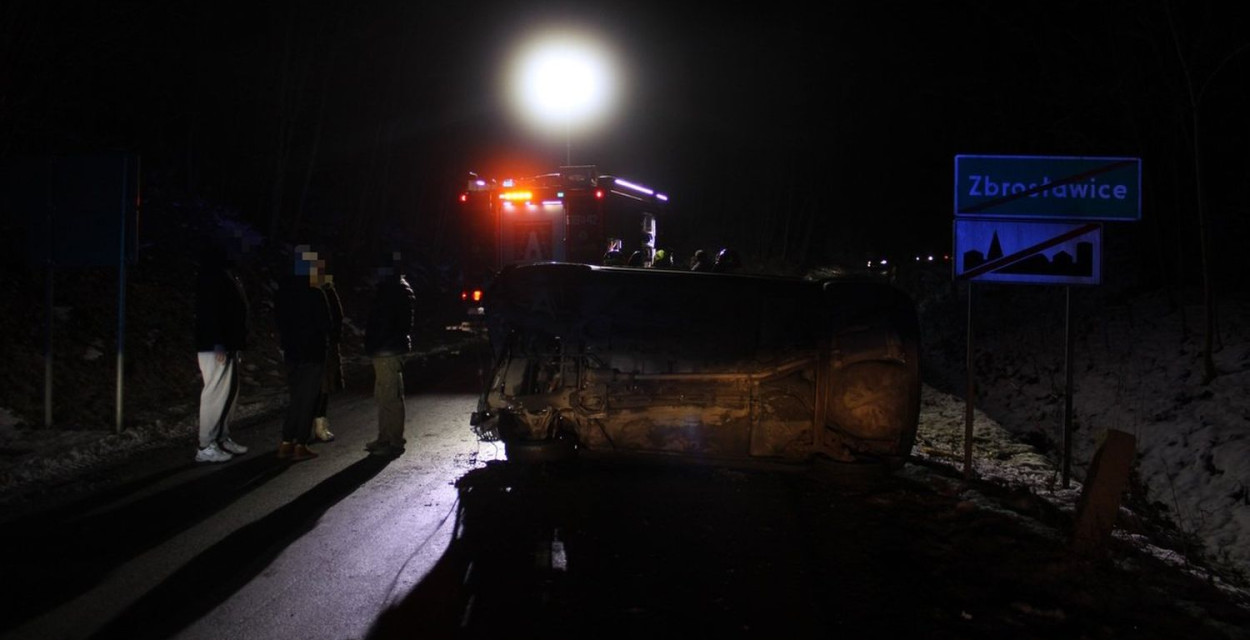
left=366, top=455, right=1250, bottom=640
left=2, top=347, right=1248, bottom=640
left=0, top=347, right=497, bottom=640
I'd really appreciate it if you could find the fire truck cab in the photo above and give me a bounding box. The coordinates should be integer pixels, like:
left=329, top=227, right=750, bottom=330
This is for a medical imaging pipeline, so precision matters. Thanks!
left=456, top=166, right=669, bottom=316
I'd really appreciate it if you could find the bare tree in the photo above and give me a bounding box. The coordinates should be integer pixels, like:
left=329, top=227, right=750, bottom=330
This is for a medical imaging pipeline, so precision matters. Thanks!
left=266, top=0, right=340, bottom=243
left=1163, top=2, right=1250, bottom=384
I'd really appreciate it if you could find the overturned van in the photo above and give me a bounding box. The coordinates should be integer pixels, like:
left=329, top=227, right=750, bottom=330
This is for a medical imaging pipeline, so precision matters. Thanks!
left=470, top=263, right=921, bottom=468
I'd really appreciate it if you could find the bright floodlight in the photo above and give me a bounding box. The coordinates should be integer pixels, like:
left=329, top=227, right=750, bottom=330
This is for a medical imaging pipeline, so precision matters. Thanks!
left=508, top=30, right=617, bottom=138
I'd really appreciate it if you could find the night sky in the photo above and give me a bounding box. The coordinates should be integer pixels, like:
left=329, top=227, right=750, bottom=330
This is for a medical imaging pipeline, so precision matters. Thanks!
left=2, top=0, right=1248, bottom=278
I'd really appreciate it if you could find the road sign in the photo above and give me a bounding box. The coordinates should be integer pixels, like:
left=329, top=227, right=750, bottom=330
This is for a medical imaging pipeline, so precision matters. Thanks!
left=955, top=155, right=1140, bottom=221
left=953, top=219, right=1102, bottom=285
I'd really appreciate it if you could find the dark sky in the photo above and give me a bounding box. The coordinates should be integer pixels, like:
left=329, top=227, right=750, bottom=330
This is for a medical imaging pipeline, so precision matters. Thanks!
left=3, top=0, right=1248, bottom=267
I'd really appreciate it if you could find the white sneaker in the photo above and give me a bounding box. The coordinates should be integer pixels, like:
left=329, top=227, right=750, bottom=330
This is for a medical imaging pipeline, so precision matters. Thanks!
left=195, top=442, right=234, bottom=463
left=219, top=438, right=248, bottom=455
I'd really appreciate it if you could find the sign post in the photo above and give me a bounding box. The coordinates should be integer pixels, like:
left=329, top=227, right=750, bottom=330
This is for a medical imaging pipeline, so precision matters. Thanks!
left=6, top=153, right=140, bottom=432
left=952, top=154, right=1140, bottom=486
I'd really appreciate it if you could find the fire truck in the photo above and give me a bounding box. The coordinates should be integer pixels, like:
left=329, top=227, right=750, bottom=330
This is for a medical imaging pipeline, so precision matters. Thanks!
left=455, top=165, right=670, bottom=316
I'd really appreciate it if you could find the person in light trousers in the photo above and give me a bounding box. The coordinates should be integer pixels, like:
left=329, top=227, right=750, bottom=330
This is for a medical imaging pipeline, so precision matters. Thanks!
left=193, top=240, right=251, bottom=463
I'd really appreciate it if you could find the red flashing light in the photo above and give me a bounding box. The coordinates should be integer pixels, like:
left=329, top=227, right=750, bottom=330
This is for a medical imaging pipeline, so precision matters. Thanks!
left=459, top=193, right=468, bottom=203
left=595, top=189, right=604, bottom=199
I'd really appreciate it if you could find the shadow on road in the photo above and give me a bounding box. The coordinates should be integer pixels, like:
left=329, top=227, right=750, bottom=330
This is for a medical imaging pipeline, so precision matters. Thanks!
left=364, top=459, right=844, bottom=639
left=364, top=457, right=1250, bottom=640
left=86, top=454, right=394, bottom=640
left=0, top=452, right=292, bottom=634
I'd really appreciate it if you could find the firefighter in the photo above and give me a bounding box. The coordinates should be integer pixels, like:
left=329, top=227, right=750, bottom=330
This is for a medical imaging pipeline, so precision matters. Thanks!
left=690, top=249, right=712, bottom=271
left=603, top=238, right=624, bottom=266
left=652, top=248, right=675, bottom=269
left=712, top=248, right=743, bottom=273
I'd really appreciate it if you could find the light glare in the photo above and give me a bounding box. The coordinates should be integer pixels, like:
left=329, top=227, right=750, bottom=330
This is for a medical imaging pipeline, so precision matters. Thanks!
left=508, top=29, right=618, bottom=137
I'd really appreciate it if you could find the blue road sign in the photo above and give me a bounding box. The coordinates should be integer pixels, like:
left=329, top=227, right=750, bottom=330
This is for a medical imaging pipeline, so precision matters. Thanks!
left=955, top=155, right=1140, bottom=221
left=953, top=219, right=1102, bottom=285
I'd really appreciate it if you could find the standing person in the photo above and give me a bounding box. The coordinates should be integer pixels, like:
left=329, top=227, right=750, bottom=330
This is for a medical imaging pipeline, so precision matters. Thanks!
left=690, top=249, right=712, bottom=271
left=364, top=252, right=416, bottom=457
left=651, top=248, right=675, bottom=269
left=193, top=238, right=251, bottom=463
left=712, top=248, right=743, bottom=273
left=275, top=245, right=331, bottom=461
left=313, top=270, right=344, bottom=443
left=602, top=238, right=624, bottom=266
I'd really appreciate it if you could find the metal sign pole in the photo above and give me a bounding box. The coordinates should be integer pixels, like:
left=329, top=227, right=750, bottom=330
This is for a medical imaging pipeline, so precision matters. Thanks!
left=964, top=282, right=975, bottom=479
left=44, top=259, right=54, bottom=428
left=44, top=199, right=55, bottom=428
left=115, top=235, right=127, bottom=434
left=1063, top=286, right=1074, bottom=488
left=114, top=158, right=132, bottom=434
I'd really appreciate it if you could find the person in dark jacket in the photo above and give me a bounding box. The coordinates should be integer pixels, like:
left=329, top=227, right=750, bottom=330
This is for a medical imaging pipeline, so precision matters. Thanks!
left=313, top=271, right=345, bottom=443
left=274, top=245, right=332, bottom=461
left=690, top=249, right=712, bottom=271
left=651, top=248, right=676, bottom=269
left=193, top=239, right=251, bottom=463
left=364, top=252, right=416, bottom=457
left=602, top=238, right=624, bottom=266
left=712, top=247, right=743, bottom=273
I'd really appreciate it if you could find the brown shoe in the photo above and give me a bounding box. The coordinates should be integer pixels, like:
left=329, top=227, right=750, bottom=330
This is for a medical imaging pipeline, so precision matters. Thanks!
left=277, top=441, right=295, bottom=459
left=291, top=443, right=319, bottom=461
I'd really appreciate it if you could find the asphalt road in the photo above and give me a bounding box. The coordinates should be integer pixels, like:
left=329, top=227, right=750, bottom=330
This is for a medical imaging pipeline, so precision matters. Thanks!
left=0, top=347, right=499, bottom=640
left=2, top=345, right=1248, bottom=640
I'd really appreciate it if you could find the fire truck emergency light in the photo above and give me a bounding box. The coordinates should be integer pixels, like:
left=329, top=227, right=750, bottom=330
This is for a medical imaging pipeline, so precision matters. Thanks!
left=615, top=178, right=653, bottom=195
left=500, top=190, right=533, bottom=201
left=612, top=178, right=667, bottom=202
